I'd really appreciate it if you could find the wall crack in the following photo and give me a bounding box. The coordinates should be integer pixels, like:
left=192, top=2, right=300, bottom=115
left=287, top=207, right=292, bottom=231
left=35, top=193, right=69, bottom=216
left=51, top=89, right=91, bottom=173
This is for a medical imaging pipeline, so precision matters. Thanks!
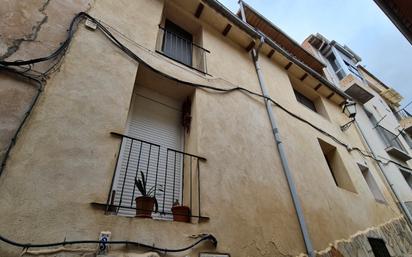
left=0, top=0, right=50, bottom=60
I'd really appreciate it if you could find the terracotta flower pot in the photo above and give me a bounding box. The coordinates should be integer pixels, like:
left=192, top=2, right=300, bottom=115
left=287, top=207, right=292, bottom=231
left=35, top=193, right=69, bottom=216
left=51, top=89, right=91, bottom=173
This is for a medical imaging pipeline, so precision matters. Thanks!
left=171, top=205, right=191, bottom=222
left=135, top=196, right=155, bottom=218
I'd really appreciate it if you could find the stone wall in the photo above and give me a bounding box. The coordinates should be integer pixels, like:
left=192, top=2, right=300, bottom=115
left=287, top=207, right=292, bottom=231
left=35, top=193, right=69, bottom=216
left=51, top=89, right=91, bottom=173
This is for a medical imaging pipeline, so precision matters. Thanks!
left=298, top=217, right=412, bottom=257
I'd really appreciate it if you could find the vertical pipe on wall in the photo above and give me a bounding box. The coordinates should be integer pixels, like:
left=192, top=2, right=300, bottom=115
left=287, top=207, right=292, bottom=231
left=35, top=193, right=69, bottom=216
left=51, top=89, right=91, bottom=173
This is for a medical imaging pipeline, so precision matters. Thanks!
left=238, top=2, right=315, bottom=256
left=354, top=118, right=412, bottom=227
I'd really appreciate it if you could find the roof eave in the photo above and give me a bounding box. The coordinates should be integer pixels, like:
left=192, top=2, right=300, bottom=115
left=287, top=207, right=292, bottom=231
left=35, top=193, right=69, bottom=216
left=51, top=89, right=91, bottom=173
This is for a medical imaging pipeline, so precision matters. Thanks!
left=201, top=0, right=351, bottom=101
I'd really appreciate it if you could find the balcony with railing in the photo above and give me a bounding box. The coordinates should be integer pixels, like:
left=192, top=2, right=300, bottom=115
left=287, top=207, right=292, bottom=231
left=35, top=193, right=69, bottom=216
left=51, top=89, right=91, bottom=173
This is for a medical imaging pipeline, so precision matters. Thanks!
left=156, top=25, right=209, bottom=74
left=105, top=132, right=208, bottom=222
left=339, top=73, right=374, bottom=104
left=375, top=125, right=411, bottom=161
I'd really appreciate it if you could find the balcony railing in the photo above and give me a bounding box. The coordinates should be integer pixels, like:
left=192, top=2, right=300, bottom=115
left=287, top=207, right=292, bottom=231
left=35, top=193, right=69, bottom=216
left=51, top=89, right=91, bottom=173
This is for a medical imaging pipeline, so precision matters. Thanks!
left=375, top=125, right=406, bottom=152
left=156, top=25, right=209, bottom=74
left=106, top=132, right=208, bottom=220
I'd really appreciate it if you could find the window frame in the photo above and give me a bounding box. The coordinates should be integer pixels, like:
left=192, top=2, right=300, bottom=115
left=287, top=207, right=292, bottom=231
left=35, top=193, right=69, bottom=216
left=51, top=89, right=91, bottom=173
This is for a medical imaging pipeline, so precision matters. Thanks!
left=318, top=138, right=357, bottom=193
left=357, top=163, right=386, bottom=203
left=367, top=238, right=391, bottom=257
left=293, top=89, right=317, bottom=112
left=162, top=19, right=194, bottom=67
left=326, top=53, right=345, bottom=80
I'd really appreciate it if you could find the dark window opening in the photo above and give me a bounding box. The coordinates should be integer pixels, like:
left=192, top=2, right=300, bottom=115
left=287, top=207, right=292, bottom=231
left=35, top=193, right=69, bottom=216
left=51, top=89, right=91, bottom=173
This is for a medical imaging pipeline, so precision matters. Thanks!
left=400, top=168, right=412, bottom=189
left=162, top=20, right=193, bottom=67
left=368, top=238, right=391, bottom=257
left=294, top=90, right=317, bottom=112
left=327, top=53, right=345, bottom=80
left=358, top=164, right=386, bottom=203
left=318, top=138, right=356, bottom=192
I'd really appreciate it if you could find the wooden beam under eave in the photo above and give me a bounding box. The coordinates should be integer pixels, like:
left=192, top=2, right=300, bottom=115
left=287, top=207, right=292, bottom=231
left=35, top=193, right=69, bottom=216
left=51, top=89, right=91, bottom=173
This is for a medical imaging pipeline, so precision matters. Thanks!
left=267, top=49, right=275, bottom=58
left=284, top=62, right=292, bottom=70
left=194, top=3, right=204, bottom=18
left=314, top=83, right=322, bottom=91
left=327, top=92, right=335, bottom=99
left=300, top=73, right=308, bottom=81
left=246, top=41, right=255, bottom=52
left=222, top=24, right=232, bottom=36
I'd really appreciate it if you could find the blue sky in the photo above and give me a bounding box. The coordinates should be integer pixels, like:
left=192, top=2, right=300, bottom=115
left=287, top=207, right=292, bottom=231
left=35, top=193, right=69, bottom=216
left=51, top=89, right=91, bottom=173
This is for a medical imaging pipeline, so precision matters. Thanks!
left=219, top=0, right=412, bottom=110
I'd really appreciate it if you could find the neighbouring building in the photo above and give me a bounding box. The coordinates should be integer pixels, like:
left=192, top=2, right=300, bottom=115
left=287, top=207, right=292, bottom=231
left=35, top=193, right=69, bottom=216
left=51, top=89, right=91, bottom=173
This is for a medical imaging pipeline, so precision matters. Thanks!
left=303, top=33, right=412, bottom=223
left=1, top=1, right=412, bottom=257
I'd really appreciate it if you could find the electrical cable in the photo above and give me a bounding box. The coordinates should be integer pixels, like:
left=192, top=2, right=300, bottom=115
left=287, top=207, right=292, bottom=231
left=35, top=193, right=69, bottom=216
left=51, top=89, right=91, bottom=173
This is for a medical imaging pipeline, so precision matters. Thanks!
left=0, top=66, right=44, bottom=176
left=1, top=12, right=410, bottom=175
left=0, top=233, right=217, bottom=252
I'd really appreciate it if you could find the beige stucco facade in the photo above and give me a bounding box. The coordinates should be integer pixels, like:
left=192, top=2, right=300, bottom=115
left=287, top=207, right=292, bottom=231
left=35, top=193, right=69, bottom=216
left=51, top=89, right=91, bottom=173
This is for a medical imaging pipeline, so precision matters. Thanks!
left=1, top=1, right=411, bottom=257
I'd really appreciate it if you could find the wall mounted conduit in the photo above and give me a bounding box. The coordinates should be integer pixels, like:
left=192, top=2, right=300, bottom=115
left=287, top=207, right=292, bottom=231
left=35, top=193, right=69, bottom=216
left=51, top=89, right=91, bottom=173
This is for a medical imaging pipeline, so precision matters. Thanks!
left=239, top=1, right=315, bottom=256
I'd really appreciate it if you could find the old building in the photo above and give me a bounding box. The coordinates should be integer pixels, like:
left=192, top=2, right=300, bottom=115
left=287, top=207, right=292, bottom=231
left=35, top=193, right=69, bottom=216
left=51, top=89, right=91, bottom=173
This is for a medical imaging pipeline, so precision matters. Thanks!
left=303, top=33, right=412, bottom=224
left=1, top=1, right=412, bottom=257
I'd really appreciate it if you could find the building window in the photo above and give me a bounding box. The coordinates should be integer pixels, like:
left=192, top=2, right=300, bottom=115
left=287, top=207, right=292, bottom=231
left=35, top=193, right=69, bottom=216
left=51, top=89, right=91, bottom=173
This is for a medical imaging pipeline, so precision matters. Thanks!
left=366, top=110, right=407, bottom=152
left=294, top=89, right=317, bottom=112
left=326, top=53, right=345, bottom=80
left=358, top=163, right=385, bottom=203
left=106, top=67, right=207, bottom=221
left=162, top=20, right=193, bottom=67
left=400, top=168, right=412, bottom=190
left=343, top=60, right=363, bottom=80
left=156, top=19, right=209, bottom=73
left=368, top=238, right=391, bottom=257
left=318, top=138, right=356, bottom=192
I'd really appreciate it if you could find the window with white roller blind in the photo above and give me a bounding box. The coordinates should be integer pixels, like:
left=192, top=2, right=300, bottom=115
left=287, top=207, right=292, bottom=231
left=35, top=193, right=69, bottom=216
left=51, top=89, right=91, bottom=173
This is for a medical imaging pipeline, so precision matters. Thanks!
left=112, top=87, right=183, bottom=219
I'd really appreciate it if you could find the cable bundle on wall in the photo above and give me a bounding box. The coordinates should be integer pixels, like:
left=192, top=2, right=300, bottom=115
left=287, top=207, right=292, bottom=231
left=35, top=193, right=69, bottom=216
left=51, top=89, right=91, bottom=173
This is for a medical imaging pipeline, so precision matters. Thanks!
left=0, top=233, right=217, bottom=253
left=1, top=12, right=410, bottom=175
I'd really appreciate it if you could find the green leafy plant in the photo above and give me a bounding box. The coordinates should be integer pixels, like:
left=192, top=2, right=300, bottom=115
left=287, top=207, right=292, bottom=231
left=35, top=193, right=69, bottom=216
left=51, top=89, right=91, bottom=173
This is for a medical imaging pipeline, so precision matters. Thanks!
left=134, top=171, right=160, bottom=211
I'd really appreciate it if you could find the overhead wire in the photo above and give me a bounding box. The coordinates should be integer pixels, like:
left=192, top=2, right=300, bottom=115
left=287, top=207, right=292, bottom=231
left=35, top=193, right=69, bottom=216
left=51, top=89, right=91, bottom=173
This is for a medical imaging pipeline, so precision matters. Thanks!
left=0, top=233, right=217, bottom=253
left=1, top=12, right=411, bottom=176
left=1, top=9, right=412, bottom=253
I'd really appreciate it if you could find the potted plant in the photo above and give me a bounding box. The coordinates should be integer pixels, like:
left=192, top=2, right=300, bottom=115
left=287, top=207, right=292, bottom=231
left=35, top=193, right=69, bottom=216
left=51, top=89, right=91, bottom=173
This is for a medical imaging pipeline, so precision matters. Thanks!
left=135, top=171, right=158, bottom=218
left=171, top=199, right=191, bottom=223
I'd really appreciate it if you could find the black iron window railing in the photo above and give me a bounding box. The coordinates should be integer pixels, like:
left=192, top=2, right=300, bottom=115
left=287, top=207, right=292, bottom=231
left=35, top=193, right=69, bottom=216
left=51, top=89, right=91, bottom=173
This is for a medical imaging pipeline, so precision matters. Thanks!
left=156, top=25, right=209, bottom=74
left=375, top=125, right=406, bottom=152
left=106, top=132, right=207, bottom=220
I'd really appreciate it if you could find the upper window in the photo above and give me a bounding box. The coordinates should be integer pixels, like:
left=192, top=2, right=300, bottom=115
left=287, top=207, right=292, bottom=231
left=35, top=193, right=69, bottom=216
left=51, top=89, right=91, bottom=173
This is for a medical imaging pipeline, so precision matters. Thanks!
left=343, top=60, right=363, bottom=80
left=400, top=168, right=412, bottom=190
left=162, top=20, right=193, bottom=67
left=294, top=89, right=317, bottom=112
left=156, top=18, right=209, bottom=73
left=106, top=67, right=207, bottom=222
left=326, top=53, right=345, bottom=80
left=318, top=138, right=357, bottom=193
